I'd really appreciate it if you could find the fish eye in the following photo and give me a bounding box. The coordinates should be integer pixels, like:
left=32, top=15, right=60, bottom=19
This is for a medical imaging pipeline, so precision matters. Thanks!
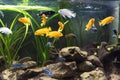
left=111, top=17, right=114, bottom=19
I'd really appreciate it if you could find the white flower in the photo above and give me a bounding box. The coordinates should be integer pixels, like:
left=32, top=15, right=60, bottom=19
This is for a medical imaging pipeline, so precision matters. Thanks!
left=0, top=27, right=12, bottom=34
left=58, top=9, right=76, bottom=19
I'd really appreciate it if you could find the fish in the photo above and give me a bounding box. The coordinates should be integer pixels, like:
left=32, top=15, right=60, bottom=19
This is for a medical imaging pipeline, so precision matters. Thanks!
left=65, top=33, right=77, bottom=38
left=99, top=16, right=115, bottom=26
left=37, top=10, right=55, bottom=16
left=90, top=26, right=97, bottom=32
left=42, top=68, right=52, bottom=77
left=58, top=21, right=64, bottom=32
left=118, top=34, right=120, bottom=39
left=112, top=29, right=118, bottom=38
left=113, top=29, right=118, bottom=36
left=46, top=31, right=63, bottom=38
left=46, top=42, right=54, bottom=48
left=10, top=63, right=24, bottom=67
left=34, top=27, right=51, bottom=36
left=112, top=35, right=117, bottom=38
left=85, top=18, right=95, bottom=31
left=41, top=14, right=47, bottom=27
left=46, top=42, right=52, bottom=47
left=58, top=9, right=76, bottom=18
left=18, top=17, right=31, bottom=25
left=85, top=5, right=93, bottom=9
left=0, top=27, right=12, bottom=34
left=112, top=29, right=120, bottom=39
left=57, top=57, right=66, bottom=62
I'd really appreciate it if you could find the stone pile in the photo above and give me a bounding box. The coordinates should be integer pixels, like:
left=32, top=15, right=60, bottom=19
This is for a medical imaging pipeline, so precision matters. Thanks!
left=1, top=42, right=120, bottom=80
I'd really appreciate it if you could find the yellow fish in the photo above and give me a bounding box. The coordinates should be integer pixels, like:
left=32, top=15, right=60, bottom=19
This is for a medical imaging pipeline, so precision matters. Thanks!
left=99, top=16, right=115, bottom=26
left=58, top=21, right=64, bottom=32
left=34, top=27, right=51, bottom=36
left=41, top=14, right=47, bottom=27
left=85, top=18, right=95, bottom=31
left=46, top=31, right=63, bottom=38
left=18, top=17, right=31, bottom=25
left=118, top=34, right=120, bottom=39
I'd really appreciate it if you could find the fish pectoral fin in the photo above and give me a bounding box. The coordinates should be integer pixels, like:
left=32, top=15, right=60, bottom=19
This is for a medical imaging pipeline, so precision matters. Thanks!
left=62, top=15, right=66, bottom=18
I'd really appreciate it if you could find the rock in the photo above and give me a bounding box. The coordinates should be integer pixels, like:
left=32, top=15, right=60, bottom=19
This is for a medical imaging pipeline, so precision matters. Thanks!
left=2, top=69, right=25, bottom=80
left=19, top=61, right=77, bottom=79
left=98, top=42, right=109, bottom=62
left=98, top=44, right=120, bottom=72
left=65, top=61, right=77, bottom=71
left=109, top=73, right=120, bottom=80
left=82, top=42, right=98, bottom=56
left=0, top=56, right=6, bottom=72
left=59, top=46, right=88, bottom=63
left=22, top=61, right=37, bottom=69
left=43, top=60, right=54, bottom=66
left=2, top=69, right=17, bottom=80
left=1, top=59, right=37, bottom=80
left=80, top=68, right=107, bottom=80
left=78, top=61, right=95, bottom=72
left=108, top=65, right=120, bottom=80
left=15, top=70, right=25, bottom=79
left=28, top=76, right=58, bottom=80
left=19, top=67, right=44, bottom=79
left=18, top=57, right=32, bottom=63
left=8, top=61, right=37, bottom=71
left=87, top=55, right=103, bottom=67
left=46, top=62, right=77, bottom=79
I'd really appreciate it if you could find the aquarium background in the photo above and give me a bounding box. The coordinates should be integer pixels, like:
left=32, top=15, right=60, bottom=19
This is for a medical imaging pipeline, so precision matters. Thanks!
left=0, top=0, right=119, bottom=65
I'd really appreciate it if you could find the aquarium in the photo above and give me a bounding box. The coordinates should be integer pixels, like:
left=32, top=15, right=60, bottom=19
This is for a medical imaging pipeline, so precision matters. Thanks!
left=0, top=0, right=120, bottom=80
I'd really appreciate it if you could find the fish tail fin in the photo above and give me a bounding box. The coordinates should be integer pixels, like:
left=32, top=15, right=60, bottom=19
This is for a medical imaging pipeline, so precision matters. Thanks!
left=85, top=28, right=88, bottom=31
left=72, top=13, right=76, bottom=18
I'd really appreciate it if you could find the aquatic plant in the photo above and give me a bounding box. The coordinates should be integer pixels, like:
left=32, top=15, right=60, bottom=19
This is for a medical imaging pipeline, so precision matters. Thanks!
left=0, top=5, right=41, bottom=67
left=63, top=15, right=84, bottom=47
left=22, top=0, right=29, bottom=6
left=0, top=5, right=57, bottom=66
left=0, top=14, right=30, bottom=67
left=34, top=14, right=68, bottom=65
left=0, top=5, right=69, bottom=66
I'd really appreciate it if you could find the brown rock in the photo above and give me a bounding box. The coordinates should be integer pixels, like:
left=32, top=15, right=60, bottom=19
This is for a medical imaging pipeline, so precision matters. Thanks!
left=109, top=74, right=120, bottom=80
left=46, top=62, right=77, bottom=78
left=80, top=68, right=107, bottom=80
left=28, top=76, right=58, bottom=80
left=22, top=61, right=37, bottom=69
left=59, top=46, right=88, bottom=63
left=78, top=61, right=95, bottom=72
left=87, top=55, right=103, bottom=67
